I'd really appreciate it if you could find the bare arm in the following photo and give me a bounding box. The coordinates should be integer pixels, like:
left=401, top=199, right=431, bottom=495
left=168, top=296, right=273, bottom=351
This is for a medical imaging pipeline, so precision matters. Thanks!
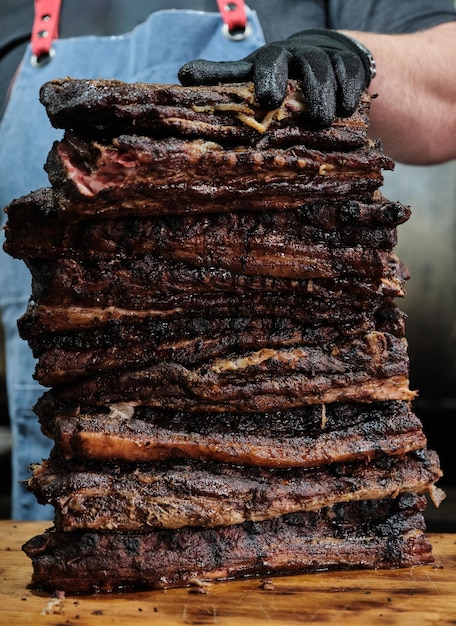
left=343, top=22, right=456, bottom=165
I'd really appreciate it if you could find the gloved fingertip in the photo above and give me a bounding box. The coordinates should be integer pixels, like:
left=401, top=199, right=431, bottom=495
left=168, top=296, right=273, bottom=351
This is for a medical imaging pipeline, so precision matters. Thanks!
left=305, top=101, right=335, bottom=128
left=330, top=52, right=366, bottom=117
left=338, top=101, right=358, bottom=118
left=337, top=83, right=364, bottom=117
left=255, top=84, right=286, bottom=109
left=252, top=46, right=290, bottom=109
left=311, top=115, right=334, bottom=129
left=178, top=60, right=253, bottom=86
left=178, top=61, right=208, bottom=86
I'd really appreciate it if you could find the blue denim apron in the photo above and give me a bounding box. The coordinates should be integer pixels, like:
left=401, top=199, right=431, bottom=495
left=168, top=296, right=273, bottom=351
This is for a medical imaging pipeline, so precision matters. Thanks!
left=0, top=8, right=265, bottom=520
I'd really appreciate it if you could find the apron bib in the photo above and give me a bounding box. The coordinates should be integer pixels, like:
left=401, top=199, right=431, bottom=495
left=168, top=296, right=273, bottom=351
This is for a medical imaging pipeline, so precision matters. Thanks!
left=0, top=7, right=265, bottom=520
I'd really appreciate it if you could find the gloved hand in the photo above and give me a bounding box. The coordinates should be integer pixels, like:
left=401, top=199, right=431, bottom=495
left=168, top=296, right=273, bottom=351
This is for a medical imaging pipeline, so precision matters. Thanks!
left=178, top=29, right=375, bottom=127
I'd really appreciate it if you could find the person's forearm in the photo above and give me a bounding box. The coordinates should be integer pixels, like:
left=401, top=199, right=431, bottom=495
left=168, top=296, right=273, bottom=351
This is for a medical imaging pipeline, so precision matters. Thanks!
left=342, top=22, right=456, bottom=165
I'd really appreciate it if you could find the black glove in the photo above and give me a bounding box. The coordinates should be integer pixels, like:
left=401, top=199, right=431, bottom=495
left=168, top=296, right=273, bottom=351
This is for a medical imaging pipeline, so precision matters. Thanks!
left=178, top=29, right=375, bottom=127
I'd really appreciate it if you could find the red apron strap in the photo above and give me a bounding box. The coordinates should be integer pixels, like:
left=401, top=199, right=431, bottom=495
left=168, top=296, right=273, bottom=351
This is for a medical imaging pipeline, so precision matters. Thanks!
left=216, top=0, right=248, bottom=34
left=31, top=0, right=62, bottom=64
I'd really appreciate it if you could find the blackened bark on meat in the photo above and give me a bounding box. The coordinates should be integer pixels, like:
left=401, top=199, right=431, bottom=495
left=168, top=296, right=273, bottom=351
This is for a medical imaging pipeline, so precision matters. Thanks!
left=25, top=251, right=403, bottom=313
left=36, top=398, right=416, bottom=439
left=4, top=190, right=409, bottom=264
left=35, top=399, right=426, bottom=467
left=22, top=494, right=433, bottom=593
left=44, top=177, right=393, bottom=220
left=43, top=130, right=393, bottom=218
left=27, top=451, right=442, bottom=531
left=18, top=298, right=406, bottom=348
left=3, top=188, right=411, bottom=262
left=35, top=332, right=415, bottom=413
left=38, top=78, right=371, bottom=150
left=31, top=311, right=407, bottom=386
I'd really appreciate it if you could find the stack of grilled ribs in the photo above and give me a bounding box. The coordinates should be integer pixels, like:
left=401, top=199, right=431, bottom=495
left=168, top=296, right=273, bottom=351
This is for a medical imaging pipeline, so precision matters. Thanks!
left=3, top=78, right=444, bottom=593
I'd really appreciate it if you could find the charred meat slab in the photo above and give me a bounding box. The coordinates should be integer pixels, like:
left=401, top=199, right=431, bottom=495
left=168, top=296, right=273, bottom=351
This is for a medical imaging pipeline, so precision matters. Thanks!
left=1, top=77, right=443, bottom=593
left=23, top=494, right=433, bottom=593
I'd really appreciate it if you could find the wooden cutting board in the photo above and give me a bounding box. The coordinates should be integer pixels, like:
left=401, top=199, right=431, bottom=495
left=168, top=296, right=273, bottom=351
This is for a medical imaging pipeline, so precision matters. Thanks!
left=1, top=521, right=455, bottom=625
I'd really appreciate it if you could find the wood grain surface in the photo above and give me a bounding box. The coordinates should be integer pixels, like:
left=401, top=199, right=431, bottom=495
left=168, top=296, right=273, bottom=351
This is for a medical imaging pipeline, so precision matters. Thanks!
left=1, top=521, right=455, bottom=625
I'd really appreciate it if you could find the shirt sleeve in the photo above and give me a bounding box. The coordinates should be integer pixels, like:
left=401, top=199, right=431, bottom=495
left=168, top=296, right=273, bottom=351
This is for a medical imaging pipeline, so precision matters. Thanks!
left=328, top=0, right=456, bottom=33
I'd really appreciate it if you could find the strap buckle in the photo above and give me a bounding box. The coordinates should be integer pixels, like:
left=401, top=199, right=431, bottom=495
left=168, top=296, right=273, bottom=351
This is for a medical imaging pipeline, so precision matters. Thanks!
left=217, top=0, right=252, bottom=41
left=31, top=0, right=62, bottom=66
